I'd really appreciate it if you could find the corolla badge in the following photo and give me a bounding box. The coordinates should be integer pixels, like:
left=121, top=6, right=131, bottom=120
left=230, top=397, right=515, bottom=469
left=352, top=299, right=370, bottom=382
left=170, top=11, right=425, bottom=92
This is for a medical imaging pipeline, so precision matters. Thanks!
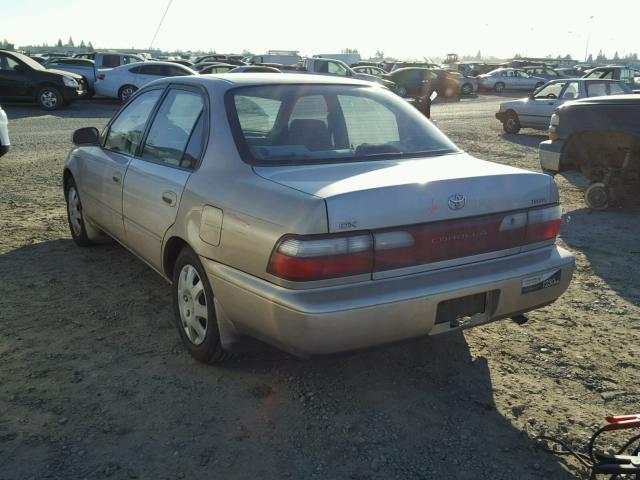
left=448, top=194, right=466, bottom=210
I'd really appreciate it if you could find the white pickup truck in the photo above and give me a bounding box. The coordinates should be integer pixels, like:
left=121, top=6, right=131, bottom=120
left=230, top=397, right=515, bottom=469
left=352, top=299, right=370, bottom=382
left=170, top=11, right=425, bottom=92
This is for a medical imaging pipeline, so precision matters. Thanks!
left=44, top=52, right=145, bottom=96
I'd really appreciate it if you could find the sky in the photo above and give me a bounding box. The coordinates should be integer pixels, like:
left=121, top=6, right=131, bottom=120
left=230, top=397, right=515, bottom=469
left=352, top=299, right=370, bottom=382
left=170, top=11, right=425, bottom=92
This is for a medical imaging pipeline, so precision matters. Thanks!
left=1, top=0, right=638, bottom=61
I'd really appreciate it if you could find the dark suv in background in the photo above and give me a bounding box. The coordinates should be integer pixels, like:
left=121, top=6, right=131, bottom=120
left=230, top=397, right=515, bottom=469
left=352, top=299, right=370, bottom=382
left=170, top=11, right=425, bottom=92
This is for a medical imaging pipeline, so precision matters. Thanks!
left=0, top=50, right=86, bottom=110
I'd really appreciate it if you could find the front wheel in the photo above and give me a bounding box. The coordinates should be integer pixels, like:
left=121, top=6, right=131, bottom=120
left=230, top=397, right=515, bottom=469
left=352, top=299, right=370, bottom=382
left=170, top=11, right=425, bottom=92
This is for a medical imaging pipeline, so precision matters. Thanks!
left=172, top=248, right=227, bottom=364
left=502, top=111, right=521, bottom=134
left=460, top=83, right=473, bottom=95
left=37, top=87, right=62, bottom=110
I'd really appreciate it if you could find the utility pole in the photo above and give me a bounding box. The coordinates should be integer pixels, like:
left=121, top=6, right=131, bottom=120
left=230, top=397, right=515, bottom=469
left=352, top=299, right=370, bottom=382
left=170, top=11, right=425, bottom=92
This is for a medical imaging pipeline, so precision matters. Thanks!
left=584, top=15, right=594, bottom=62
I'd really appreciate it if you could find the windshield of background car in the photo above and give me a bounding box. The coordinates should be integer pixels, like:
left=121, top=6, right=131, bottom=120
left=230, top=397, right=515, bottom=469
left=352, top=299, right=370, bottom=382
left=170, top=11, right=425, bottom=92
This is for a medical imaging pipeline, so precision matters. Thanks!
left=13, top=52, right=44, bottom=70
left=227, top=84, right=459, bottom=165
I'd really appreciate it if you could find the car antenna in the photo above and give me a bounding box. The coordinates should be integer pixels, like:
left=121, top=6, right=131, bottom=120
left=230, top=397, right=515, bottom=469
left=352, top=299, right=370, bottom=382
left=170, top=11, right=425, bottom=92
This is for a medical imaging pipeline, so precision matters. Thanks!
left=148, top=0, right=173, bottom=52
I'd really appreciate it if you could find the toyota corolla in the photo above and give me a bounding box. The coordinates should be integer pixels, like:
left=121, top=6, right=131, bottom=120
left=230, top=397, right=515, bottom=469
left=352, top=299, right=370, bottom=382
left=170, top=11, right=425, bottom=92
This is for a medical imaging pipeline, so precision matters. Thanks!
left=63, top=74, right=574, bottom=363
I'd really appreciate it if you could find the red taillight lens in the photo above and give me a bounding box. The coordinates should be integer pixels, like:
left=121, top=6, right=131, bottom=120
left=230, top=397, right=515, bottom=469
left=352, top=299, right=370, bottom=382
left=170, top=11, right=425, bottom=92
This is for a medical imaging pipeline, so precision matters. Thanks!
left=525, top=205, right=562, bottom=243
left=97, top=73, right=105, bottom=80
left=268, top=234, right=373, bottom=281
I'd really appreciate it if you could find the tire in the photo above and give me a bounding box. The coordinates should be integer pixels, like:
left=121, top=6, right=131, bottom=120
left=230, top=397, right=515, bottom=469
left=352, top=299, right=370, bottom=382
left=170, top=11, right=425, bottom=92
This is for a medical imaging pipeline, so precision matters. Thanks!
left=461, top=83, right=473, bottom=95
left=65, top=177, right=95, bottom=247
left=118, top=85, right=137, bottom=104
left=172, top=247, right=227, bottom=364
left=502, top=111, right=521, bottom=134
left=37, top=87, right=62, bottom=110
left=494, top=82, right=505, bottom=93
left=584, top=182, right=610, bottom=210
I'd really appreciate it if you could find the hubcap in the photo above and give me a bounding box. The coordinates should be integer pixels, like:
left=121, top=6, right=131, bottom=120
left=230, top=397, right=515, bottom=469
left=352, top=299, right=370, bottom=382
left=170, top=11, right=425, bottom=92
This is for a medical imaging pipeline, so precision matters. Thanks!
left=67, top=187, right=83, bottom=236
left=506, top=118, right=517, bottom=130
left=178, top=264, right=208, bottom=345
left=586, top=184, right=609, bottom=209
left=40, top=90, right=58, bottom=108
left=121, top=88, right=134, bottom=102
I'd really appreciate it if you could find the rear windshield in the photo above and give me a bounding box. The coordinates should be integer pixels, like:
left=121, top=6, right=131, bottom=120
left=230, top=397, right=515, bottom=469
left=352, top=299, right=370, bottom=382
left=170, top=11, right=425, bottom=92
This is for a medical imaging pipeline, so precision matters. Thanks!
left=226, top=84, right=459, bottom=165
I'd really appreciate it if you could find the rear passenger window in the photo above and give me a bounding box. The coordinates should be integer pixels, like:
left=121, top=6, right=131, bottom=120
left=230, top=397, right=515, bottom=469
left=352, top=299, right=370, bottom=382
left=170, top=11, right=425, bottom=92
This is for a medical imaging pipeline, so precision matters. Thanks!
left=586, top=82, right=607, bottom=97
left=102, top=55, right=120, bottom=68
left=141, top=89, right=205, bottom=167
left=104, top=89, right=162, bottom=155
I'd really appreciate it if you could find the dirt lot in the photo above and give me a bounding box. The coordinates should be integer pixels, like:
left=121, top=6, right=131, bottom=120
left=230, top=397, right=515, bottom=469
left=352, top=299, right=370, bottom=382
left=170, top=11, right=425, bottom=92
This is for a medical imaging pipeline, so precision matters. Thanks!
left=0, top=95, right=638, bottom=480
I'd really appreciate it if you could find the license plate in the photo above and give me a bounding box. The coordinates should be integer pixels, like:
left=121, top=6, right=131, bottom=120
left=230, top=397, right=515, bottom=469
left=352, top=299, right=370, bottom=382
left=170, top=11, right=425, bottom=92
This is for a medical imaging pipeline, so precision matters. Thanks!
left=436, top=293, right=486, bottom=325
left=521, top=269, right=562, bottom=294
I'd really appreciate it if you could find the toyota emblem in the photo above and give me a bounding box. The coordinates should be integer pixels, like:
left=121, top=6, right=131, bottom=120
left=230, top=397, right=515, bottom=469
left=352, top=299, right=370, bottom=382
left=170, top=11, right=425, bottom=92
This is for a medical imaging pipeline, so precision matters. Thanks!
left=448, top=194, right=466, bottom=210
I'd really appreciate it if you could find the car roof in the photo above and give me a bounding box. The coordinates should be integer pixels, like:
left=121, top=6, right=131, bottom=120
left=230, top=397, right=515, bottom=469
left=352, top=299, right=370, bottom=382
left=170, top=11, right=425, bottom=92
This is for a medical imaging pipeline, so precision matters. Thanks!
left=569, top=93, right=640, bottom=105
left=147, top=72, right=373, bottom=88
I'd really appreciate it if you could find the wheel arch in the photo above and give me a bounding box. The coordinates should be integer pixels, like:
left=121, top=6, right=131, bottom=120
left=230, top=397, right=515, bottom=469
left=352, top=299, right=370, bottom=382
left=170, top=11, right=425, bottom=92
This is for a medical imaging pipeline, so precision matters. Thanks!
left=562, top=130, right=640, bottom=172
left=163, top=236, right=191, bottom=280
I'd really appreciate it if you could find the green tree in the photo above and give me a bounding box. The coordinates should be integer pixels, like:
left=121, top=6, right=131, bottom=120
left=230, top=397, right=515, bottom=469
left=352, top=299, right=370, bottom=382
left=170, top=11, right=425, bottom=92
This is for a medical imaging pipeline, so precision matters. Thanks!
left=475, top=50, right=482, bottom=60
left=596, top=49, right=606, bottom=61
left=613, top=51, right=620, bottom=61
left=375, top=50, right=384, bottom=59
left=80, top=40, right=85, bottom=48
left=56, top=38, right=63, bottom=47
left=88, top=41, right=94, bottom=51
left=67, top=36, right=74, bottom=47
left=587, top=53, right=594, bottom=63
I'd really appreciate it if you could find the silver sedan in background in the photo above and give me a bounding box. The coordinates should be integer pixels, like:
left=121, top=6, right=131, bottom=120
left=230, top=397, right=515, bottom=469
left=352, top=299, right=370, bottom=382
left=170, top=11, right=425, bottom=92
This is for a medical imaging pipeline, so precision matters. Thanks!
left=478, top=68, right=547, bottom=93
left=63, top=74, right=574, bottom=363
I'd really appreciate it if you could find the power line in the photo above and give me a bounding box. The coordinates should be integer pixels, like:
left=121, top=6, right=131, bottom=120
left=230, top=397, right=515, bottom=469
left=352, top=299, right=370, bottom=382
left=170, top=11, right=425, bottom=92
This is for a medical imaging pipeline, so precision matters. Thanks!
left=148, top=0, right=173, bottom=51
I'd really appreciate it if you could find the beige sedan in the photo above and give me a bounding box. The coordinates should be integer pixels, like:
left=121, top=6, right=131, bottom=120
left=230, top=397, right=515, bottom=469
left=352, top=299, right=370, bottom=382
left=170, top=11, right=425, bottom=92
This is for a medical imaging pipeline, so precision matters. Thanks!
left=64, top=74, right=574, bottom=362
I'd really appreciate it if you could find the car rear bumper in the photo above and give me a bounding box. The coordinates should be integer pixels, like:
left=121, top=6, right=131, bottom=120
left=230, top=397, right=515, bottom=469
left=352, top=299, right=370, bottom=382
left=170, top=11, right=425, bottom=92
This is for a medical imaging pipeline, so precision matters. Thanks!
left=539, top=139, right=564, bottom=173
left=203, top=245, right=574, bottom=356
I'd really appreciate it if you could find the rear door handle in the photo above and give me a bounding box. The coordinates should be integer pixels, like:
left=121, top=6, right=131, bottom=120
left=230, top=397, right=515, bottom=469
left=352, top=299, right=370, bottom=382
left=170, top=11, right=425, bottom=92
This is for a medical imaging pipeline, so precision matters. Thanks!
left=162, top=191, right=177, bottom=206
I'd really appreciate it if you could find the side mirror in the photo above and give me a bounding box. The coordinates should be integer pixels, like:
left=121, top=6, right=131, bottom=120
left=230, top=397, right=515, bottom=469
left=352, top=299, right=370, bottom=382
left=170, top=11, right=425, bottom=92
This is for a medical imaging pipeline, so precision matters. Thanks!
left=73, top=127, right=100, bottom=146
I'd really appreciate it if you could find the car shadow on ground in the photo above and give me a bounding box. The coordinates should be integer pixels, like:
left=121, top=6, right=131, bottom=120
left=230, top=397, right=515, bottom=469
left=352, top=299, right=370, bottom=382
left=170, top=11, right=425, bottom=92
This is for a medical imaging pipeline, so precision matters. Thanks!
left=561, top=207, right=640, bottom=308
left=0, top=239, right=579, bottom=479
left=501, top=133, right=548, bottom=149
left=2, top=100, right=119, bottom=120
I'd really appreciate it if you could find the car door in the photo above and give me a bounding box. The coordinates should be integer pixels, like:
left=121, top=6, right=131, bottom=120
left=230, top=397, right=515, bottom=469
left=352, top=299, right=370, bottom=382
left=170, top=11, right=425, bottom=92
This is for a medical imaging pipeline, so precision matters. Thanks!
left=122, top=86, right=207, bottom=270
left=522, top=81, right=567, bottom=127
left=0, top=54, right=31, bottom=98
left=78, top=88, right=163, bottom=240
left=133, top=65, right=165, bottom=89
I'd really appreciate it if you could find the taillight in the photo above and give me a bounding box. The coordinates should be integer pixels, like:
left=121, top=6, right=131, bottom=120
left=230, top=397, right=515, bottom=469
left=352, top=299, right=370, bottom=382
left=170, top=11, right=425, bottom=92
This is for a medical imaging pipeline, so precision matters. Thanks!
left=525, top=205, right=562, bottom=243
left=97, top=73, right=105, bottom=81
left=268, top=234, right=373, bottom=281
left=269, top=205, right=562, bottom=281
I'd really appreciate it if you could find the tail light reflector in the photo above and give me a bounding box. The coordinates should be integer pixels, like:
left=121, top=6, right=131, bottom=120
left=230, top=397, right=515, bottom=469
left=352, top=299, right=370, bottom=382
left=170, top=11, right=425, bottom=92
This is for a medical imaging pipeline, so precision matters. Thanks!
left=268, top=234, right=373, bottom=281
left=525, top=205, right=562, bottom=244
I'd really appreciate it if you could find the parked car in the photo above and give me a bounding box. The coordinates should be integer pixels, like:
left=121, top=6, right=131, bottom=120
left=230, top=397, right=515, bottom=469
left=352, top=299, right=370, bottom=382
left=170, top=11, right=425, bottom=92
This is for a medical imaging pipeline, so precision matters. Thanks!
left=0, top=104, right=9, bottom=157
left=199, top=64, right=237, bottom=74
left=555, top=67, right=583, bottom=78
left=477, top=68, right=546, bottom=93
left=29, top=56, right=48, bottom=65
left=44, top=57, right=97, bottom=95
left=496, top=79, right=632, bottom=133
left=522, top=66, right=566, bottom=80
left=386, top=67, right=460, bottom=98
left=191, top=62, right=227, bottom=72
left=352, top=66, right=387, bottom=77
left=74, top=52, right=145, bottom=69
left=582, top=66, right=640, bottom=90
left=539, top=94, right=640, bottom=209
left=389, top=62, right=441, bottom=72
left=63, top=74, right=574, bottom=362
left=94, top=61, right=196, bottom=102
left=0, top=50, right=86, bottom=110
left=300, top=58, right=397, bottom=91
left=229, top=66, right=281, bottom=73
left=194, top=54, right=229, bottom=64
left=168, top=59, right=194, bottom=67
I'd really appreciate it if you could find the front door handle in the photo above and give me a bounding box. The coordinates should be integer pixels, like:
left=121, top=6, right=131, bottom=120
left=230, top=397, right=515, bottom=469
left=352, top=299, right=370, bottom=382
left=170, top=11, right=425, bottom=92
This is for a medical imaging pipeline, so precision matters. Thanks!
left=162, top=191, right=177, bottom=206
left=112, top=174, right=121, bottom=184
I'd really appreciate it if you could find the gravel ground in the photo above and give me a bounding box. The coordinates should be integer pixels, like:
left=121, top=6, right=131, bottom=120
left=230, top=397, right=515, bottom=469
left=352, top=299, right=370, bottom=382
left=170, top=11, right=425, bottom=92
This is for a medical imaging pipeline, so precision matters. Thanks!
left=0, top=95, right=639, bottom=480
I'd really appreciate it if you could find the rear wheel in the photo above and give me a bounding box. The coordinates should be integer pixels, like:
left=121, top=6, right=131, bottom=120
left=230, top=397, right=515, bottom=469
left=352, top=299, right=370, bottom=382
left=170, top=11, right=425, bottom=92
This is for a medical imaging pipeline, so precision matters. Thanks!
left=503, top=111, right=521, bottom=134
left=494, top=82, right=505, bottom=93
left=118, top=84, right=137, bottom=103
left=37, top=87, right=62, bottom=110
left=461, top=83, right=473, bottom=95
left=172, top=247, right=227, bottom=364
left=584, top=182, right=610, bottom=210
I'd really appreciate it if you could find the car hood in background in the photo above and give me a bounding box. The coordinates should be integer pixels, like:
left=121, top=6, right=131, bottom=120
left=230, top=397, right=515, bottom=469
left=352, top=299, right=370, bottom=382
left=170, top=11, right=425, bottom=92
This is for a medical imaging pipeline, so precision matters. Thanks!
left=45, top=69, right=84, bottom=80
left=254, top=153, right=557, bottom=232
